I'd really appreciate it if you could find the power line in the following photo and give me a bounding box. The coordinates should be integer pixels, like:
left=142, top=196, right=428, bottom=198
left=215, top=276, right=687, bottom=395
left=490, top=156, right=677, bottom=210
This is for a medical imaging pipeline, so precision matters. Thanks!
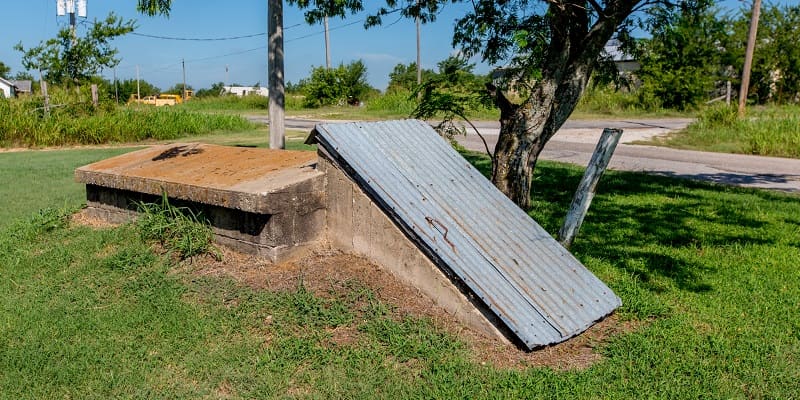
left=131, top=32, right=265, bottom=41
left=285, top=19, right=364, bottom=43
left=123, top=7, right=412, bottom=69
left=185, top=46, right=267, bottom=63
left=129, top=23, right=304, bottom=42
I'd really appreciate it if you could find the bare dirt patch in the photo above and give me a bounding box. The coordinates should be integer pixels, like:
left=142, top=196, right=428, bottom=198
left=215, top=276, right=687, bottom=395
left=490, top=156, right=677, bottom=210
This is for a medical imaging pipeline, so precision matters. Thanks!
left=182, top=246, right=640, bottom=371
left=71, top=208, right=118, bottom=229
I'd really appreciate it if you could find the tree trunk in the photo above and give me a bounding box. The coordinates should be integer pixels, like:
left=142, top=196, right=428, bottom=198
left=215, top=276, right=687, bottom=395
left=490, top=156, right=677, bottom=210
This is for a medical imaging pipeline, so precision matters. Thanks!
left=489, top=3, right=623, bottom=209
left=491, top=102, right=547, bottom=208
left=490, top=65, right=592, bottom=209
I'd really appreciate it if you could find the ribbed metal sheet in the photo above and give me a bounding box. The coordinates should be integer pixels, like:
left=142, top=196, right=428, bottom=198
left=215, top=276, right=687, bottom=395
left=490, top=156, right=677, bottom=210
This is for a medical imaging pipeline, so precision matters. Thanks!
left=310, top=119, right=620, bottom=349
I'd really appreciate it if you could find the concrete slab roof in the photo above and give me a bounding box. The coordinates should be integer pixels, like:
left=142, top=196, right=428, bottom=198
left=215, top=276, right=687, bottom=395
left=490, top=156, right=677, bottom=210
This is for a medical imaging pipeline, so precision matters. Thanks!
left=76, top=143, right=322, bottom=214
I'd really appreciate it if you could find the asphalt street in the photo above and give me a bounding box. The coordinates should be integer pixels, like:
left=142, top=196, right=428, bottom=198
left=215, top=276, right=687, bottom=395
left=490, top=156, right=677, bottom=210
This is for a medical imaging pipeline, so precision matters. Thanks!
left=250, top=115, right=800, bottom=194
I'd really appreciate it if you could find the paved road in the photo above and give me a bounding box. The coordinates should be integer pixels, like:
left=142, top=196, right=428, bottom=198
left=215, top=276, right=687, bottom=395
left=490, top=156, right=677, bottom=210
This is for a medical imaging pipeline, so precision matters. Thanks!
left=248, top=116, right=800, bottom=194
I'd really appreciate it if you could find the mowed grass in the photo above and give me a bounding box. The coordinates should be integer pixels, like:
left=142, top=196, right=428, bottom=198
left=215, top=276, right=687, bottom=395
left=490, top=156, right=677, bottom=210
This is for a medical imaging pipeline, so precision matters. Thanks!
left=0, top=148, right=138, bottom=231
left=662, top=105, right=800, bottom=158
left=1, top=148, right=799, bottom=398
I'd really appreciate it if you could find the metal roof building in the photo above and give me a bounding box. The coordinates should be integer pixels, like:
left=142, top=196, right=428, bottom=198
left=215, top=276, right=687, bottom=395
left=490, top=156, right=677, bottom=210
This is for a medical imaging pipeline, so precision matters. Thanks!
left=309, top=119, right=621, bottom=350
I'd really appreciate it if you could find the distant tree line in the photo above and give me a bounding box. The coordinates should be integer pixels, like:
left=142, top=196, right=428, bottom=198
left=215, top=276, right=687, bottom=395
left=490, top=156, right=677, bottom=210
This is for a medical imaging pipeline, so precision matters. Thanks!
left=632, top=0, right=800, bottom=109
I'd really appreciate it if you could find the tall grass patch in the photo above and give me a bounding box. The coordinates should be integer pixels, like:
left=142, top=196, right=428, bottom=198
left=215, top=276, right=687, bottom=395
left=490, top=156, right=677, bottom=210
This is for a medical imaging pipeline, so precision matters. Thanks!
left=181, top=95, right=269, bottom=111
left=573, top=84, right=687, bottom=117
left=0, top=93, right=256, bottom=147
left=135, top=193, right=217, bottom=260
left=666, top=104, right=800, bottom=157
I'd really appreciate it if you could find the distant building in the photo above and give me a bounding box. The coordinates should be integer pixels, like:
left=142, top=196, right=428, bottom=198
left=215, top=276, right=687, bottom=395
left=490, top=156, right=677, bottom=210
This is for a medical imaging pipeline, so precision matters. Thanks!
left=491, top=39, right=640, bottom=92
left=0, top=78, right=15, bottom=98
left=223, top=86, right=268, bottom=97
left=12, top=80, right=32, bottom=96
left=602, top=39, right=639, bottom=73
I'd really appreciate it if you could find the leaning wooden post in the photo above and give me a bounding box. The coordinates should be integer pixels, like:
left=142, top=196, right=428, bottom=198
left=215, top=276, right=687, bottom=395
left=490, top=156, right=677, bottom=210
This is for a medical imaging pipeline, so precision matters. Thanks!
left=39, top=73, right=51, bottom=118
left=557, top=128, right=623, bottom=249
left=91, top=84, right=99, bottom=107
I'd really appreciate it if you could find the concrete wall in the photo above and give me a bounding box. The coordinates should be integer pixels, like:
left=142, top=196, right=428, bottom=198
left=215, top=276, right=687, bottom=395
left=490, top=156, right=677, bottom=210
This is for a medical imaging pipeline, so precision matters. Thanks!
left=318, top=156, right=508, bottom=342
left=84, top=183, right=325, bottom=263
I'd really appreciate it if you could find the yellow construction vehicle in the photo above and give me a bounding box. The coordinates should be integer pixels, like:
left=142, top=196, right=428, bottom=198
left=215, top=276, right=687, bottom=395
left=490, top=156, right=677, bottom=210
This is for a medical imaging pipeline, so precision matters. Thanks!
left=128, top=94, right=176, bottom=106
left=128, top=89, right=193, bottom=106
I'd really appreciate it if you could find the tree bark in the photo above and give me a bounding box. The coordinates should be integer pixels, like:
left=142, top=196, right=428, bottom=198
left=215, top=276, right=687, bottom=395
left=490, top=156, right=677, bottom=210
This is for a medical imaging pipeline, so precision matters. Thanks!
left=490, top=64, right=593, bottom=209
left=489, top=1, right=626, bottom=209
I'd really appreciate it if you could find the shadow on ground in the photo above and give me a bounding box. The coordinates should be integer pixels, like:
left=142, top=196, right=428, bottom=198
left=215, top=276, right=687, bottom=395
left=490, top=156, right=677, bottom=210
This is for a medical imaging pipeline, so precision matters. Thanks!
left=461, top=150, right=799, bottom=294
left=649, top=171, right=800, bottom=193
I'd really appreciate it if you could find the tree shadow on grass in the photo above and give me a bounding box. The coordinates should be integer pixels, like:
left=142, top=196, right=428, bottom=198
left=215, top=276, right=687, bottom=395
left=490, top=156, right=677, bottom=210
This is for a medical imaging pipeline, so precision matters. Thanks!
left=461, top=150, right=798, bottom=293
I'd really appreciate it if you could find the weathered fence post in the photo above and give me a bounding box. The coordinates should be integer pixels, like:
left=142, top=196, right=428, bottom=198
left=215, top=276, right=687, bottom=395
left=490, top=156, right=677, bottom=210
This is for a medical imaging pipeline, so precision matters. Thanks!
left=91, top=84, right=99, bottom=107
left=39, top=79, right=51, bottom=117
left=557, top=128, right=623, bottom=249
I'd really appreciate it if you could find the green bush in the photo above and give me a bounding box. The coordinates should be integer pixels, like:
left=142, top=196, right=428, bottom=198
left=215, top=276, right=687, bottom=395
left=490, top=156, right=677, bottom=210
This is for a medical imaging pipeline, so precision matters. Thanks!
left=301, top=61, right=373, bottom=108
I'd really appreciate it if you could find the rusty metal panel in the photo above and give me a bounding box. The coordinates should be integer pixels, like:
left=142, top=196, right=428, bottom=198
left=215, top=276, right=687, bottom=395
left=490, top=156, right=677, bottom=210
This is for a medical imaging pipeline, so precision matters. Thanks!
left=310, top=119, right=620, bottom=349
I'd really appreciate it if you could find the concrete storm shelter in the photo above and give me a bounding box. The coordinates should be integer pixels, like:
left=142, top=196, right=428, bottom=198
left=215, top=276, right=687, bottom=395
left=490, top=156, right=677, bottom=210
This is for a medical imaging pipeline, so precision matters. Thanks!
left=76, top=120, right=620, bottom=350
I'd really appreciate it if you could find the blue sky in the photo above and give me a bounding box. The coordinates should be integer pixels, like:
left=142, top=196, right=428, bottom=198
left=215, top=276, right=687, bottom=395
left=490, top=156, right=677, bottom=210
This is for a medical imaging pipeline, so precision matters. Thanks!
left=1, top=1, right=787, bottom=91
left=0, top=0, right=481, bottom=91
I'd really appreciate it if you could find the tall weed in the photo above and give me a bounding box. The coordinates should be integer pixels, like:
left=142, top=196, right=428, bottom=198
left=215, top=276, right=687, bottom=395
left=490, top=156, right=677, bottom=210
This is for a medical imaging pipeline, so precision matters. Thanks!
left=670, top=104, right=800, bottom=158
left=135, top=193, right=217, bottom=260
left=0, top=88, right=255, bottom=147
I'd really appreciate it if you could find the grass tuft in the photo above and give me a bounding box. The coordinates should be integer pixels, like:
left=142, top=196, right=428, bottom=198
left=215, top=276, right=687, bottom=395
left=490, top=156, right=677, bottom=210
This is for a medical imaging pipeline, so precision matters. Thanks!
left=0, top=96, right=256, bottom=147
left=135, top=193, right=217, bottom=260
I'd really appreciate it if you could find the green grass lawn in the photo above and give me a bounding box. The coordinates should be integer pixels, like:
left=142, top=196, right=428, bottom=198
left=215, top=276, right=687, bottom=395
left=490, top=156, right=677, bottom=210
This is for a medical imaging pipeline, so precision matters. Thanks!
left=1, top=147, right=798, bottom=398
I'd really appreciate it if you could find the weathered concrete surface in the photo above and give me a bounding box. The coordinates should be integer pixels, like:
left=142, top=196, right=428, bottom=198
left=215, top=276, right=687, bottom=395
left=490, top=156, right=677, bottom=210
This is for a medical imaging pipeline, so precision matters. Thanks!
left=76, top=143, right=327, bottom=262
left=76, top=143, right=324, bottom=214
left=318, top=155, right=509, bottom=342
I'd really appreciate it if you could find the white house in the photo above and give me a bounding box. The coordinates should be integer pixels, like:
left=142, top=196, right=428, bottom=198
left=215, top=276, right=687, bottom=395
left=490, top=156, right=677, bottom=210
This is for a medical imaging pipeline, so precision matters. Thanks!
left=222, top=86, right=269, bottom=97
left=0, top=78, right=15, bottom=98
left=603, top=39, right=639, bottom=73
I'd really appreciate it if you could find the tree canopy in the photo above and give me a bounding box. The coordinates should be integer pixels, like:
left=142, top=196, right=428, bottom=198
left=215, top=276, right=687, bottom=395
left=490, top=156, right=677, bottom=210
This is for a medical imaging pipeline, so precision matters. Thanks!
left=15, top=13, right=135, bottom=84
left=0, top=61, right=10, bottom=79
left=635, top=0, right=729, bottom=110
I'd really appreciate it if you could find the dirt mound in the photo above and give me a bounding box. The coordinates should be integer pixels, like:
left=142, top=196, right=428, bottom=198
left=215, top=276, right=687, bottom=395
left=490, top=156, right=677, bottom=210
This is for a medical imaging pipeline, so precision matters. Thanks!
left=184, top=245, right=636, bottom=370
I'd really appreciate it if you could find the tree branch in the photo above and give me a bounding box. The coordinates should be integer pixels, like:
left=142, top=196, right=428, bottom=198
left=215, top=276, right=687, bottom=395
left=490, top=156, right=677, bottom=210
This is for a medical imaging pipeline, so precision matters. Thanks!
left=587, top=0, right=608, bottom=17
left=485, top=82, right=516, bottom=118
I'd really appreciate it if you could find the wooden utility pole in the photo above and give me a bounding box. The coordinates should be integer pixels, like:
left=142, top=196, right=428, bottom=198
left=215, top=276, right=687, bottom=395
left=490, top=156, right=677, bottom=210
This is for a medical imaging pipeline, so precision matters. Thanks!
left=726, top=80, right=731, bottom=106
left=69, top=8, right=77, bottom=45
left=415, top=14, right=421, bottom=84
left=324, top=16, right=331, bottom=69
left=182, top=58, right=187, bottom=101
left=90, top=84, right=98, bottom=107
left=557, top=128, right=623, bottom=249
left=738, top=0, right=762, bottom=116
left=136, top=65, right=140, bottom=101
left=114, top=67, right=119, bottom=104
left=268, top=0, right=285, bottom=149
